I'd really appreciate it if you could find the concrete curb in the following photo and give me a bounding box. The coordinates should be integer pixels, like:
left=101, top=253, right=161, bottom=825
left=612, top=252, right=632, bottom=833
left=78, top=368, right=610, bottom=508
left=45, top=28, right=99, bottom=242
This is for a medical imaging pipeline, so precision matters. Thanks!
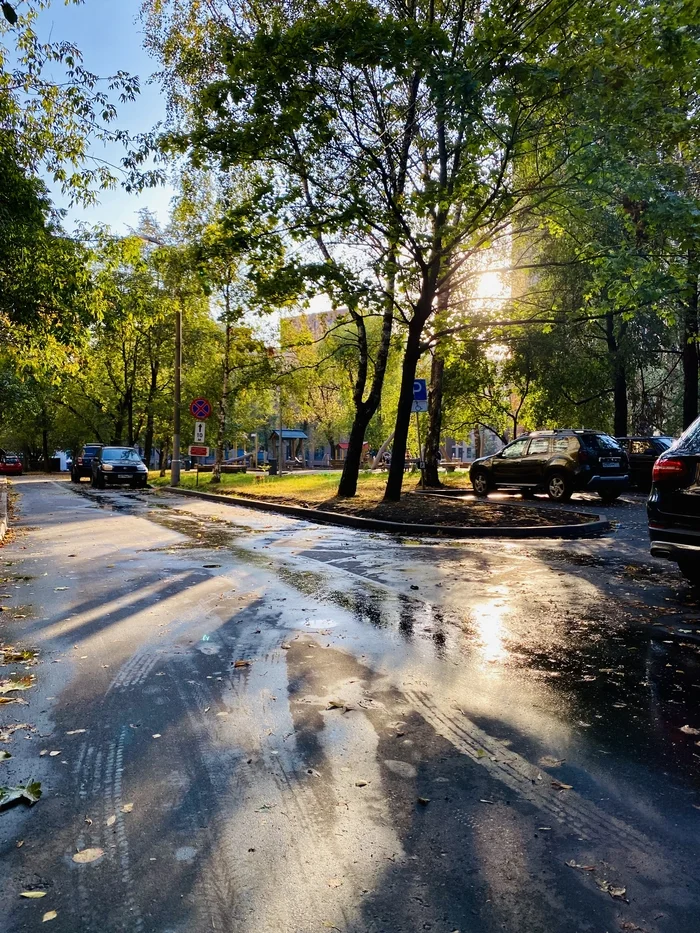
left=159, top=486, right=610, bottom=539
left=0, top=477, right=7, bottom=541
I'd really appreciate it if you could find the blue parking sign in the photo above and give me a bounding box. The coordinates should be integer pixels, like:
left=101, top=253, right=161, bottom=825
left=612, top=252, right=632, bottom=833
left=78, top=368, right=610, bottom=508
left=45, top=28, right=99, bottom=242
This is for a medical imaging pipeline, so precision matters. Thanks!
left=412, top=378, right=428, bottom=412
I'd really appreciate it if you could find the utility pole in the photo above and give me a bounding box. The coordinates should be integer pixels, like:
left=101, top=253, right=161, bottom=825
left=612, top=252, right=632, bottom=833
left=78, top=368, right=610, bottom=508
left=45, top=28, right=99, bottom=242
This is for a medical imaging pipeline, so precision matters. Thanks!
left=278, top=387, right=284, bottom=476
left=172, top=296, right=182, bottom=487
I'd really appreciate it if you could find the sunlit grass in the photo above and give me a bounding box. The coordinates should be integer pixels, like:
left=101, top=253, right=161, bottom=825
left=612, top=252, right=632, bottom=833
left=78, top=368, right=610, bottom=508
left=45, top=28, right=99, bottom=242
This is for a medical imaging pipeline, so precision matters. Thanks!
left=148, top=468, right=471, bottom=502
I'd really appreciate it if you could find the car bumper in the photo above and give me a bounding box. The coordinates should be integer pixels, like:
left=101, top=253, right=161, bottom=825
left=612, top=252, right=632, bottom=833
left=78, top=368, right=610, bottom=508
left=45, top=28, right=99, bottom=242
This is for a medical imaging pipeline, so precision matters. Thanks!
left=584, top=474, right=630, bottom=492
left=101, top=473, right=146, bottom=484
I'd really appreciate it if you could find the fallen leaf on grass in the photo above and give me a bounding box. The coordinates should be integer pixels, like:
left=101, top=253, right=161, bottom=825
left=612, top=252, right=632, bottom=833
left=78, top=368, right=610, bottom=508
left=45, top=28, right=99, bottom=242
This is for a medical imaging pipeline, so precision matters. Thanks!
left=551, top=780, right=573, bottom=791
left=233, top=660, right=251, bottom=668
left=42, top=910, right=57, bottom=922
left=0, top=781, right=41, bottom=808
left=680, top=725, right=700, bottom=735
left=566, top=859, right=596, bottom=871
left=106, top=815, right=116, bottom=827
left=121, top=803, right=133, bottom=813
left=72, top=847, right=104, bottom=864
left=20, top=891, right=46, bottom=898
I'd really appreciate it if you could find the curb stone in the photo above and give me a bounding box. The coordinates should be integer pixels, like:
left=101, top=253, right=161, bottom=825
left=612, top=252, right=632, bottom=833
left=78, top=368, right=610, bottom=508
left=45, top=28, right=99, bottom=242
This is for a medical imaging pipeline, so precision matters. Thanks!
left=0, top=477, right=7, bottom=541
left=159, top=485, right=610, bottom=540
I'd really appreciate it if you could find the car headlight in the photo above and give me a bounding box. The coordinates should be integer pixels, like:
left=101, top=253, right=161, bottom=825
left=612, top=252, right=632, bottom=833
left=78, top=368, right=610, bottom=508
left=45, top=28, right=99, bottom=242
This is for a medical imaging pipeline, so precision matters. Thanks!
left=102, top=464, right=113, bottom=472
left=137, top=463, right=147, bottom=472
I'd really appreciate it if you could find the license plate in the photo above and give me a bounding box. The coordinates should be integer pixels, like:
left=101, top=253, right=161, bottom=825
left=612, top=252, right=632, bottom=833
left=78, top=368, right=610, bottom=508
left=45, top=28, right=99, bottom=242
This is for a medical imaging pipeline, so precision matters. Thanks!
left=601, top=458, right=620, bottom=468
left=118, top=473, right=131, bottom=479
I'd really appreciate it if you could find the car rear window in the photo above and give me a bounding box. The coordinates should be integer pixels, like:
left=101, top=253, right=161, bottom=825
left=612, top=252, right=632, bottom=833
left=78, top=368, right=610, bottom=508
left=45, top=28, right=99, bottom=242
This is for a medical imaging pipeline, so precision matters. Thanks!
left=83, top=446, right=102, bottom=455
left=671, top=418, right=700, bottom=454
left=581, top=434, right=622, bottom=453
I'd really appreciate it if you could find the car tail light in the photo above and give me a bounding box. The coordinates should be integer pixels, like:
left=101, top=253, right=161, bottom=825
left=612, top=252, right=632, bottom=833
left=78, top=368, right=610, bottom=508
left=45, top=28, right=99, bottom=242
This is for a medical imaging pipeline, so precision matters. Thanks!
left=77, top=457, right=83, bottom=465
left=652, top=458, right=687, bottom=481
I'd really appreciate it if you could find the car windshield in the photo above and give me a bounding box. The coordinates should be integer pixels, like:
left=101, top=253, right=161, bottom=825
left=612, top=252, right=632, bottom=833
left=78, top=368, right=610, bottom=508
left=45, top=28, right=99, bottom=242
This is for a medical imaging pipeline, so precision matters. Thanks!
left=101, top=448, right=142, bottom=462
left=582, top=434, right=621, bottom=452
left=655, top=437, right=673, bottom=450
left=5, top=457, right=18, bottom=463
left=83, top=446, right=102, bottom=456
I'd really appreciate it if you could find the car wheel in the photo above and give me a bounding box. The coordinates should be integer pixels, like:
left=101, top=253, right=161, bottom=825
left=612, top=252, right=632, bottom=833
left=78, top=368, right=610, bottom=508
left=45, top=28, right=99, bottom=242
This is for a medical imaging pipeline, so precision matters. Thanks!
left=678, top=556, right=700, bottom=586
left=471, top=470, right=492, bottom=497
left=70, top=471, right=79, bottom=483
left=599, top=491, right=621, bottom=505
left=547, top=471, right=572, bottom=502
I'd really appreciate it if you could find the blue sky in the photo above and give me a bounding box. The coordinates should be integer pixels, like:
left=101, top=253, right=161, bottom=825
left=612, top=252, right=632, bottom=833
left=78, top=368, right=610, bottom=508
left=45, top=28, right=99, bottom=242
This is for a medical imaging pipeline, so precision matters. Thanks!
left=34, top=0, right=174, bottom=233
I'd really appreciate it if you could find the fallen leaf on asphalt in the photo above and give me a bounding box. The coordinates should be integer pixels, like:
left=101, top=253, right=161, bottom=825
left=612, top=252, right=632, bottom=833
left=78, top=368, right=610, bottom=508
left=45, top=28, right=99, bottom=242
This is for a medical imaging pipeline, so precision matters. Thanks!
left=49, top=751, right=61, bottom=757
left=39, top=750, right=48, bottom=756
left=326, top=698, right=346, bottom=710
left=537, top=826, right=552, bottom=831
left=42, top=910, right=57, bottom=922
left=281, top=644, right=291, bottom=650
left=0, top=781, right=41, bottom=808
left=121, top=803, right=133, bottom=813
left=608, top=885, right=628, bottom=900
left=566, top=859, right=596, bottom=871
left=417, top=797, right=430, bottom=805
left=20, top=891, right=46, bottom=898
left=66, top=729, right=86, bottom=735
left=0, top=676, right=34, bottom=694
left=16, top=840, right=23, bottom=847
left=551, top=780, right=573, bottom=791
left=328, top=879, right=343, bottom=888
left=54, top=586, right=68, bottom=591
left=354, top=780, right=369, bottom=787
left=480, top=799, right=495, bottom=805
left=680, top=725, right=700, bottom=735
left=106, top=815, right=116, bottom=827
left=0, top=750, right=11, bottom=761
left=84, top=816, right=92, bottom=826
left=72, top=847, right=104, bottom=864
left=539, top=756, right=565, bottom=768
left=233, top=660, right=251, bottom=668
left=152, top=733, right=161, bottom=738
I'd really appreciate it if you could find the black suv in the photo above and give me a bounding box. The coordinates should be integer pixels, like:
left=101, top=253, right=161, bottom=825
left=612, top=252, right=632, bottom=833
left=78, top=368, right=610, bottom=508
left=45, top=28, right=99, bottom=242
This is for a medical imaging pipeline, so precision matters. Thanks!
left=616, top=436, right=674, bottom=491
left=70, top=444, right=103, bottom=482
left=470, top=430, right=630, bottom=503
left=648, top=417, right=700, bottom=583
left=91, top=446, right=148, bottom=489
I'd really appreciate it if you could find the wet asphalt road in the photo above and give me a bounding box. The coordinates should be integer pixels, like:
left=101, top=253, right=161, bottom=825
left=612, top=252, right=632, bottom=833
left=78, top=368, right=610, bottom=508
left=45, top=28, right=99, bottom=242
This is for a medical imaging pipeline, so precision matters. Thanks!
left=2, top=476, right=700, bottom=933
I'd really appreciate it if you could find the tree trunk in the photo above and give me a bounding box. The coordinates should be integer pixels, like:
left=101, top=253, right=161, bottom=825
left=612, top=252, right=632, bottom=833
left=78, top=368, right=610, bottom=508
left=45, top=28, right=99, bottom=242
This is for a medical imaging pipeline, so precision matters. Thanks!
left=126, top=388, right=134, bottom=447
left=143, top=361, right=159, bottom=468
left=371, top=432, right=394, bottom=469
left=41, top=414, right=50, bottom=472
left=423, top=352, right=445, bottom=487
left=384, top=327, right=423, bottom=501
left=159, top=438, right=169, bottom=477
left=211, top=320, right=232, bottom=485
left=338, top=415, right=370, bottom=494
left=683, top=247, right=699, bottom=429
left=606, top=312, right=628, bottom=437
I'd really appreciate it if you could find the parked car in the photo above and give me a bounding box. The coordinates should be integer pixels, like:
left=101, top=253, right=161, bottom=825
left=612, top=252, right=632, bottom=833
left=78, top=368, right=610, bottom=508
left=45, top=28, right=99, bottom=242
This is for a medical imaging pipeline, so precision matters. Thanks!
left=0, top=454, right=23, bottom=476
left=647, top=417, right=700, bottom=584
left=469, top=429, right=630, bottom=503
left=615, top=436, right=675, bottom=491
left=71, top=444, right=103, bottom=482
left=91, top=447, right=148, bottom=489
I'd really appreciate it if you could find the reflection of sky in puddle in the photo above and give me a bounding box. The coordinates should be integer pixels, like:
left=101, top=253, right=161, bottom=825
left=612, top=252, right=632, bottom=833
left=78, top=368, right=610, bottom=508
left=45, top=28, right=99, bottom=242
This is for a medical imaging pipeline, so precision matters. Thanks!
left=472, top=598, right=509, bottom=664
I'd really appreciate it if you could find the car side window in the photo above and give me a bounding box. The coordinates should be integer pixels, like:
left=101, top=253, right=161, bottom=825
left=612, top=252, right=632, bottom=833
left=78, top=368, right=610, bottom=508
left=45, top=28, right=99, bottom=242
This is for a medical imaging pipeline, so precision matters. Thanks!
left=553, top=437, right=572, bottom=453
left=630, top=440, right=651, bottom=455
left=502, top=439, right=528, bottom=458
left=527, top=438, right=550, bottom=455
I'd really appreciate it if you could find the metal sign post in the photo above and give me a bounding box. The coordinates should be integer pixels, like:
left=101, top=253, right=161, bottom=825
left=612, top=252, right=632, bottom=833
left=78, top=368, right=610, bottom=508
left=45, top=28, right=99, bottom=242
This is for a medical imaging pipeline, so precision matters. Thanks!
left=411, top=379, right=428, bottom=488
left=188, top=400, right=211, bottom=480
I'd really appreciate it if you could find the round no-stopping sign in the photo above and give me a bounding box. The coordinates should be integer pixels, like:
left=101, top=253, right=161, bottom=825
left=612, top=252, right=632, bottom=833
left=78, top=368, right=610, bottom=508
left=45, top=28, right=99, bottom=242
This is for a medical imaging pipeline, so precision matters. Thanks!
left=189, top=397, right=212, bottom=420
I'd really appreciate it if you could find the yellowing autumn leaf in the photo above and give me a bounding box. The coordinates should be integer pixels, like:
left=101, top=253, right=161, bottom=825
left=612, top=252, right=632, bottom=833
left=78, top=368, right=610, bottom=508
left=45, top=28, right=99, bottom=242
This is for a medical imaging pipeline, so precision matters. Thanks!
left=72, top=847, right=104, bottom=864
left=20, top=891, right=46, bottom=898
left=42, top=910, right=57, bottom=922
left=121, top=803, right=133, bottom=813
left=106, top=815, right=116, bottom=827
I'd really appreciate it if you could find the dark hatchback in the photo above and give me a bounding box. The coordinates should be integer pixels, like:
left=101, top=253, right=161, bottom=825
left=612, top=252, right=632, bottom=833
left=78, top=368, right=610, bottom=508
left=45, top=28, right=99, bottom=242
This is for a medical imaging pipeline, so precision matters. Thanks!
left=616, top=436, right=675, bottom=491
left=91, top=446, right=148, bottom=489
left=470, top=429, right=630, bottom=503
left=648, top=418, right=700, bottom=583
